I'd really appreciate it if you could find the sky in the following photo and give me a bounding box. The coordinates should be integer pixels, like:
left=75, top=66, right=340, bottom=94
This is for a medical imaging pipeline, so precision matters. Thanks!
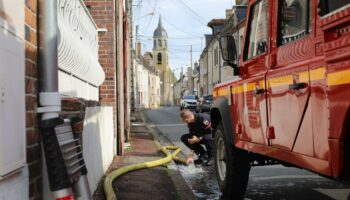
left=133, top=0, right=236, bottom=79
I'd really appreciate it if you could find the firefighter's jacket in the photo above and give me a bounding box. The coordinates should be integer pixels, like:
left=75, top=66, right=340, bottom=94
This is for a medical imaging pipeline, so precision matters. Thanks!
left=187, top=113, right=212, bottom=137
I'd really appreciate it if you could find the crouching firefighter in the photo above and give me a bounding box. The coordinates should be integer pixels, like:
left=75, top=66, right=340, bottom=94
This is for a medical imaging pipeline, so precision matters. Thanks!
left=179, top=109, right=214, bottom=166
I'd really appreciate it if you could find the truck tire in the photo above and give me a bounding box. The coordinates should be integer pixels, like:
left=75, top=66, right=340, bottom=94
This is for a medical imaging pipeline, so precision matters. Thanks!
left=214, top=122, right=250, bottom=199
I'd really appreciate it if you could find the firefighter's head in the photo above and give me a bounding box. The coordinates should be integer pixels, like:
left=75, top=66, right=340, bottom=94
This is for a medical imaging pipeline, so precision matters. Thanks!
left=180, top=109, right=195, bottom=124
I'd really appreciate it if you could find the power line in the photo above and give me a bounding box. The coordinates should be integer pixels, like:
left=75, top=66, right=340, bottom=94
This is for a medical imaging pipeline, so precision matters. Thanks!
left=172, top=0, right=207, bottom=26
left=136, top=1, right=203, bottom=38
left=154, top=9, right=201, bottom=37
left=143, top=0, right=159, bottom=34
left=137, top=35, right=201, bottom=40
left=170, top=43, right=202, bottom=46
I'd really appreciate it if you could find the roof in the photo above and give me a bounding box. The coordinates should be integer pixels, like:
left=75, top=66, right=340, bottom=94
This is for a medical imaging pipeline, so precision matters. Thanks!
left=153, top=17, right=167, bottom=38
left=207, top=19, right=226, bottom=28
left=136, top=53, right=157, bottom=73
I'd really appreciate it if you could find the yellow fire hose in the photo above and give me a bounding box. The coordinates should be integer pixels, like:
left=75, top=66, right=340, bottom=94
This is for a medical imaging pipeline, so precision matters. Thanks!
left=104, top=146, right=188, bottom=200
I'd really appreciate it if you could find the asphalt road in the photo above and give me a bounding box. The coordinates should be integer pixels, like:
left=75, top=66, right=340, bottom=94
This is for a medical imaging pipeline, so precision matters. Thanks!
left=143, top=106, right=350, bottom=200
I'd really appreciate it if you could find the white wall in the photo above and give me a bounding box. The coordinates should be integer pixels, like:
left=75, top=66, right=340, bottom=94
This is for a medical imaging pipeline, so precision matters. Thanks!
left=136, top=62, right=150, bottom=108
left=208, top=42, right=214, bottom=94
left=0, top=0, right=28, bottom=199
left=83, top=106, right=114, bottom=193
left=0, top=167, right=28, bottom=200
left=212, top=40, right=220, bottom=86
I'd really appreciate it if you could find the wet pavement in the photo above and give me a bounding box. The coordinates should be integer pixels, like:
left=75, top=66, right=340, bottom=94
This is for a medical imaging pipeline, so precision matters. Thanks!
left=175, top=165, right=220, bottom=200
left=143, top=106, right=350, bottom=200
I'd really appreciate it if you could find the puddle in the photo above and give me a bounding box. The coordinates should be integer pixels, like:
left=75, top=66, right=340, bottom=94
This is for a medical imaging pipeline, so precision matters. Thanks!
left=176, top=164, right=221, bottom=200
left=178, top=163, right=205, bottom=176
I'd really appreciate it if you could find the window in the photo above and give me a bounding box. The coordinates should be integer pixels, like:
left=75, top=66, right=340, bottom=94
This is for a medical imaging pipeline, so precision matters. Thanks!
left=244, top=0, right=269, bottom=60
left=154, top=40, right=156, bottom=47
left=214, top=47, right=218, bottom=65
left=157, top=53, right=162, bottom=64
left=183, top=95, right=198, bottom=100
left=318, top=0, right=349, bottom=16
left=158, top=39, right=162, bottom=47
left=279, top=0, right=311, bottom=45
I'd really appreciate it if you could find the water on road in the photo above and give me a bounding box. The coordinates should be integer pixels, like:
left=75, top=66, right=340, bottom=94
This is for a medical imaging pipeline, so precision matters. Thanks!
left=143, top=107, right=350, bottom=200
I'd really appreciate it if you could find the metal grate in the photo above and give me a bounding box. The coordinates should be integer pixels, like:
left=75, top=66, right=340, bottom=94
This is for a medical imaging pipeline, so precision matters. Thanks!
left=55, top=120, right=85, bottom=181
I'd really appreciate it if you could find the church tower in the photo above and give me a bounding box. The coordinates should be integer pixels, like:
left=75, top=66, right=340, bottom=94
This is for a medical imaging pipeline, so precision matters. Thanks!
left=152, top=16, right=175, bottom=106
left=153, top=17, right=168, bottom=71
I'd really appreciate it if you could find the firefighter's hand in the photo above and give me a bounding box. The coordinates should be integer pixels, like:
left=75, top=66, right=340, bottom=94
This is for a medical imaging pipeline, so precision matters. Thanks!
left=186, top=157, right=194, bottom=165
left=188, top=136, right=201, bottom=144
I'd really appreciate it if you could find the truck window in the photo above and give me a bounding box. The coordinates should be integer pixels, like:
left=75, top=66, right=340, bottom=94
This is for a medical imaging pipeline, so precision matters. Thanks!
left=244, top=0, right=269, bottom=61
left=318, top=0, right=349, bottom=17
left=279, top=0, right=311, bottom=45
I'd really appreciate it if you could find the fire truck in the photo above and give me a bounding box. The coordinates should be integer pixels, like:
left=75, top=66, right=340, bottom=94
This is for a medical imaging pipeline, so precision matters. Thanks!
left=211, top=0, right=350, bottom=198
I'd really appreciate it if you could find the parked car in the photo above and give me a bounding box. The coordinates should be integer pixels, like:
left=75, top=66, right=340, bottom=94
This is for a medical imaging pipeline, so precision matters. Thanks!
left=196, top=95, right=213, bottom=113
left=180, top=95, right=198, bottom=110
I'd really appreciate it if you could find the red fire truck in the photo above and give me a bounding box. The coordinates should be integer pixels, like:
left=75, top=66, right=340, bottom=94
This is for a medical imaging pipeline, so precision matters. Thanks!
left=212, top=0, right=350, bottom=198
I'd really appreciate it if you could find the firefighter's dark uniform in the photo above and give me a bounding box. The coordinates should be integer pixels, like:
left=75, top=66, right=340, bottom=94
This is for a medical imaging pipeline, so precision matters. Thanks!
left=181, top=112, right=213, bottom=159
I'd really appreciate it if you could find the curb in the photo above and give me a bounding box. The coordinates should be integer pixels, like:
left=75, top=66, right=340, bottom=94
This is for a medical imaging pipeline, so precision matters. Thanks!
left=139, top=110, right=197, bottom=200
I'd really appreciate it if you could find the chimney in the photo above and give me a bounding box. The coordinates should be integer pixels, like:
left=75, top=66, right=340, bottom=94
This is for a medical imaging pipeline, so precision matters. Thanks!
left=136, top=41, right=142, bottom=57
left=226, top=9, right=234, bottom=19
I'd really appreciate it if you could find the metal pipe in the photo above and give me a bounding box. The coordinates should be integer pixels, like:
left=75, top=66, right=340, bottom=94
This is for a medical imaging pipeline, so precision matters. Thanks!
left=39, top=0, right=58, bottom=93
left=38, top=1, right=74, bottom=200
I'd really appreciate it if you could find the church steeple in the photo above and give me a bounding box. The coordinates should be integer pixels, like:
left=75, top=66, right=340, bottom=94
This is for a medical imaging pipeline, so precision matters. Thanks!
left=152, top=16, right=174, bottom=106
left=153, top=16, right=168, bottom=69
left=158, top=17, right=162, bottom=27
left=153, top=16, right=168, bottom=38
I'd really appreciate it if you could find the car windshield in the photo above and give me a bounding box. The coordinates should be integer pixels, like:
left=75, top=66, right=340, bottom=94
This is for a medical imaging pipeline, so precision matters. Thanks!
left=184, top=95, right=197, bottom=100
left=204, top=95, right=213, bottom=100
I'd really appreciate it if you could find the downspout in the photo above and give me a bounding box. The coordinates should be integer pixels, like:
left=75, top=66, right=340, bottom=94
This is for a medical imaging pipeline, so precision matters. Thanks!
left=38, top=1, right=74, bottom=199
left=38, top=0, right=60, bottom=120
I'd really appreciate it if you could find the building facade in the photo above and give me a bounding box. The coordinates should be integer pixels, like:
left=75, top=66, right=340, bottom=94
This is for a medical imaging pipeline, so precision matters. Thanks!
left=135, top=52, right=160, bottom=109
left=199, top=6, right=247, bottom=96
left=0, top=0, right=131, bottom=199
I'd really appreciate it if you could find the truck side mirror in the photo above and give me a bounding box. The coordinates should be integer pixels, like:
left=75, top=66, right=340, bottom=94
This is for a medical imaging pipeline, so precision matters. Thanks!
left=219, top=35, right=238, bottom=69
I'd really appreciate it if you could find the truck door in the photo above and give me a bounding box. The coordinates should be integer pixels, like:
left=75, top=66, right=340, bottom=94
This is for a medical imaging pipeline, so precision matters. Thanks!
left=238, top=0, right=270, bottom=145
left=266, top=0, right=313, bottom=151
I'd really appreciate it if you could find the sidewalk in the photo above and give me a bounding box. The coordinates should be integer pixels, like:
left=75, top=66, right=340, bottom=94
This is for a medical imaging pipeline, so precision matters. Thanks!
left=93, top=110, right=196, bottom=200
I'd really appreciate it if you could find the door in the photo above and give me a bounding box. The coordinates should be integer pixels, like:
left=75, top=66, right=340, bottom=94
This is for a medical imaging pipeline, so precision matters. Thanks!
left=267, top=0, right=313, bottom=151
left=237, top=0, right=270, bottom=145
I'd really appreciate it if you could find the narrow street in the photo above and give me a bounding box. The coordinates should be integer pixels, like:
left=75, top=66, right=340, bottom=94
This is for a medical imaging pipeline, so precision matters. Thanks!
left=143, top=107, right=350, bottom=200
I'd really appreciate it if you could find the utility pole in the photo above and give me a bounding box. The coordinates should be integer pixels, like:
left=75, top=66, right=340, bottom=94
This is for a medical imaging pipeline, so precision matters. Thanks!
left=129, top=0, right=135, bottom=113
left=190, top=45, right=194, bottom=94
left=181, top=67, right=183, bottom=98
left=190, top=45, right=193, bottom=70
left=136, top=25, right=139, bottom=42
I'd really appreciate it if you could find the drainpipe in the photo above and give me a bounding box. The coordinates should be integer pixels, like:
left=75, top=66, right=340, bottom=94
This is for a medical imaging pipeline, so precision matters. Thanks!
left=38, top=0, right=60, bottom=120
left=38, top=0, right=74, bottom=199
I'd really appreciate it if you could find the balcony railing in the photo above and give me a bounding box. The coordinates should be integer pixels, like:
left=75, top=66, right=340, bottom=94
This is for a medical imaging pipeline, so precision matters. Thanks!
left=57, top=0, right=105, bottom=87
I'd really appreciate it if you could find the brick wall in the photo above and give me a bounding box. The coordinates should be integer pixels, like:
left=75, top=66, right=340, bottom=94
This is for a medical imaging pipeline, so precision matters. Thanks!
left=84, top=0, right=117, bottom=144
left=25, top=0, right=42, bottom=199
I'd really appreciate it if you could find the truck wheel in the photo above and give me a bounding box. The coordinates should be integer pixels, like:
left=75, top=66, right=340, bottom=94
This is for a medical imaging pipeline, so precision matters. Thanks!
left=214, top=122, right=250, bottom=199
